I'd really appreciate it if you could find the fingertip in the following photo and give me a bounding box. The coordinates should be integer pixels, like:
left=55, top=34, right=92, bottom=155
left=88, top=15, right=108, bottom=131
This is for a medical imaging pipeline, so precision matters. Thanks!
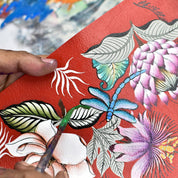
left=14, top=161, right=32, bottom=170
left=20, top=57, right=58, bottom=76
left=56, top=171, right=69, bottom=178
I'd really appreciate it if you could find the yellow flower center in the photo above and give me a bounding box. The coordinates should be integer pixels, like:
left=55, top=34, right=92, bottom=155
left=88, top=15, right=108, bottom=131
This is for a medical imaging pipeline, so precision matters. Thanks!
left=159, top=137, right=178, bottom=164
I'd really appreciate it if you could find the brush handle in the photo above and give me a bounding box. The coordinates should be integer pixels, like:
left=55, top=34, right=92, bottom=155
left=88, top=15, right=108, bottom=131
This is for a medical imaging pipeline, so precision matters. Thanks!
left=36, top=128, right=63, bottom=173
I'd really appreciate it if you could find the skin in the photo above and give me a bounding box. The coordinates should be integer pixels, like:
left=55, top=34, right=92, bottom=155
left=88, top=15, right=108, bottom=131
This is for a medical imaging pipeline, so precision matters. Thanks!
left=0, top=49, right=58, bottom=91
left=0, top=50, right=68, bottom=177
left=0, top=161, right=68, bottom=178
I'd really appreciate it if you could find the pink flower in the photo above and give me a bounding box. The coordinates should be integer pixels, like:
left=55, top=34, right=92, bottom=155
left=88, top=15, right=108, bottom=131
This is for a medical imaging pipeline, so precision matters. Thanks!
left=6, top=120, right=95, bottom=178
left=110, top=111, right=178, bottom=178
left=130, top=39, right=178, bottom=109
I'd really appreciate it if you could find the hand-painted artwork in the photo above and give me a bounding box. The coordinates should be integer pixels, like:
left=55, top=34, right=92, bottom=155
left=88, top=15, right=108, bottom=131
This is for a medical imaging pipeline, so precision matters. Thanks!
left=0, top=0, right=178, bottom=177
left=0, top=0, right=123, bottom=55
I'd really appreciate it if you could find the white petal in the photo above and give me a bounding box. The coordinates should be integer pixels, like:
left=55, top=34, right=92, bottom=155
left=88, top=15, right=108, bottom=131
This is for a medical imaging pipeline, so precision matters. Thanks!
left=53, top=133, right=87, bottom=165
left=25, top=153, right=41, bottom=164
left=6, top=133, right=45, bottom=157
left=66, top=160, right=95, bottom=178
left=35, top=120, right=57, bottom=143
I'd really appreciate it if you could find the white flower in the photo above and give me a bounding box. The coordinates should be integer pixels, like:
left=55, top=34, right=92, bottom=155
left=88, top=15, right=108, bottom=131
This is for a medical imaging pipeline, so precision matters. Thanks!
left=6, top=120, right=95, bottom=178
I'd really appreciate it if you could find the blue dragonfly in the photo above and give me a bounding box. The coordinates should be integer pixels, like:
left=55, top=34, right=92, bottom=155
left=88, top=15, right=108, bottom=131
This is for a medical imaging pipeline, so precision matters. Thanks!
left=81, top=70, right=145, bottom=123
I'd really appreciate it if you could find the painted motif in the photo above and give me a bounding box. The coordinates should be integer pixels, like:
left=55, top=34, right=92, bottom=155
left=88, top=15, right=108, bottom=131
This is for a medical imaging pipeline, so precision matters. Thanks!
left=0, top=1, right=177, bottom=178
left=0, top=0, right=123, bottom=55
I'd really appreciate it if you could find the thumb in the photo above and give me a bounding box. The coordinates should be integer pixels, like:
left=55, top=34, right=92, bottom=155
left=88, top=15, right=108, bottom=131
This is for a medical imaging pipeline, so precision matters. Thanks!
left=0, top=50, right=58, bottom=76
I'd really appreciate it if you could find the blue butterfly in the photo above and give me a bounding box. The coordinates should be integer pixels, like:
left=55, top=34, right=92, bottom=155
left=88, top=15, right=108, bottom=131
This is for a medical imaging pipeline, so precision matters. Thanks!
left=81, top=70, right=145, bottom=123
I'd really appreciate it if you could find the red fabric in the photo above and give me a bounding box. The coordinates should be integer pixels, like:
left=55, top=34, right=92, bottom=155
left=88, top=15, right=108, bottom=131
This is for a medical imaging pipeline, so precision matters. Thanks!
left=0, top=0, right=177, bottom=177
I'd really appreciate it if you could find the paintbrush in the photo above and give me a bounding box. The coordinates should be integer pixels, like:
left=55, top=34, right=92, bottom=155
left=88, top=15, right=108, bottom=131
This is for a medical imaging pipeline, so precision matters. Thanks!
left=36, top=101, right=69, bottom=173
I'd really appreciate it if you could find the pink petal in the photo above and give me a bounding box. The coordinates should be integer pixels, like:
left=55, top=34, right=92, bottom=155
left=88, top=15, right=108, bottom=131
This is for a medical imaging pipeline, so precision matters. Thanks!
left=166, top=40, right=177, bottom=47
left=134, top=48, right=141, bottom=59
left=118, top=126, right=143, bottom=142
left=140, top=111, right=151, bottom=129
left=154, top=53, right=164, bottom=67
left=164, top=59, right=177, bottom=74
left=134, top=83, right=144, bottom=103
left=66, top=160, right=95, bottom=178
left=140, top=44, right=150, bottom=52
left=156, top=39, right=167, bottom=44
left=142, top=62, right=150, bottom=74
left=130, top=79, right=137, bottom=89
left=149, top=77, right=158, bottom=94
left=112, top=142, right=149, bottom=156
left=133, top=119, right=150, bottom=141
left=147, top=90, right=157, bottom=105
left=130, top=63, right=137, bottom=73
left=148, top=43, right=156, bottom=52
left=133, top=75, right=140, bottom=83
left=158, top=92, right=169, bottom=104
left=53, top=133, right=87, bottom=165
left=173, top=87, right=178, bottom=95
left=140, top=73, right=151, bottom=89
left=168, top=91, right=177, bottom=99
left=132, top=56, right=138, bottom=66
left=152, top=41, right=161, bottom=49
left=6, top=133, right=45, bottom=157
left=146, top=53, right=154, bottom=64
left=139, top=52, right=147, bottom=60
left=165, top=54, right=178, bottom=67
left=115, top=151, right=145, bottom=162
left=161, top=43, right=171, bottom=49
left=150, top=63, right=164, bottom=80
left=143, top=103, right=152, bottom=110
left=131, top=151, right=150, bottom=178
left=143, top=91, right=151, bottom=106
left=156, top=49, right=168, bottom=55
left=137, top=60, right=143, bottom=69
left=167, top=47, right=178, bottom=54
left=35, top=120, right=57, bottom=143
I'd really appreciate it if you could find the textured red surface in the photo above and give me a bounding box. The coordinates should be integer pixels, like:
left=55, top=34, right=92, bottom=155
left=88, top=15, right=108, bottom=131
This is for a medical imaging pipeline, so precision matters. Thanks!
left=0, top=0, right=177, bottom=177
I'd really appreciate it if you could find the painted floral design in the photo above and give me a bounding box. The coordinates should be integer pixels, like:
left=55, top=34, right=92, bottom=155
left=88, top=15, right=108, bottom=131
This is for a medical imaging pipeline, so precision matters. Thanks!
left=51, top=58, right=87, bottom=97
left=5, top=120, right=95, bottom=178
left=130, top=39, right=178, bottom=109
left=110, top=111, right=178, bottom=178
left=0, top=122, right=13, bottom=159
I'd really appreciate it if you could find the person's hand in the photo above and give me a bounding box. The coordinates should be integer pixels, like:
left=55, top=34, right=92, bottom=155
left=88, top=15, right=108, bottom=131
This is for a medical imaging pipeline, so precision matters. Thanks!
left=0, top=49, right=58, bottom=91
left=0, top=161, right=68, bottom=178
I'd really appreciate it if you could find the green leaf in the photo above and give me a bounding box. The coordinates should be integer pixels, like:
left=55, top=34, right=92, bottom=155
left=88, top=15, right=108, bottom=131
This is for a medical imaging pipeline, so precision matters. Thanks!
left=68, top=105, right=103, bottom=129
left=93, top=59, right=129, bottom=90
left=0, top=100, right=61, bottom=133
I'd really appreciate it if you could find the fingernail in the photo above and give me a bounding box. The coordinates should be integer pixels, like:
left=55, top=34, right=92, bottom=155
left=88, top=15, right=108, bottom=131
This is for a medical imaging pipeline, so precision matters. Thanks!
left=0, top=167, right=7, bottom=175
left=41, top=58, right=58, bottom=66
